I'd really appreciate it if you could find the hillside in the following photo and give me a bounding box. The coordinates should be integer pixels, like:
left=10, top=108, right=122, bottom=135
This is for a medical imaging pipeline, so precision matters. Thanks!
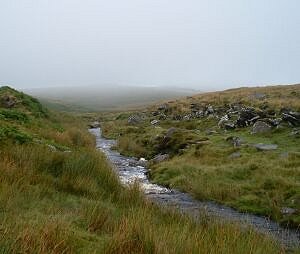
left=101, top=84, right=300, bottom=227
left=0, top=86, right=284, bottom=253
left=24, top=85, right=197, bottom=112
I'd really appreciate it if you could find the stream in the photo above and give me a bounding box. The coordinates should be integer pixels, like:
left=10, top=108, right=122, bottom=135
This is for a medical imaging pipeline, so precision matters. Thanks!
left=89, top=127, right=299, bottom=249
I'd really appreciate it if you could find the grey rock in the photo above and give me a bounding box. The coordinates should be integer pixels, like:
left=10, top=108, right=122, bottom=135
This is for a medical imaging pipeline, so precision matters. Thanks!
left=151, top=154, right=170, bottom=163
left=236, top=108, right=258, bottom=127
left=224, top=122, right=236, bottom=130
left=128, top=115, right=142, bottom=125
left=281, top=207, right=297, bottom=215
left=251, top=121, right=272, bottom=134
left=218, top=115, right=229, bottom=128
left=282, top=111, right=300, bottom=126
left=267, top=118, right=282, bottom=127
left=194, top=110, right=204, bottom=118
left=205, top=105, right=214, bottom=115
left=226, top=136, right=244, bottom=147
left=151, top=119, right=160, bottom=125
left=254, top=143, right=278, bottom=151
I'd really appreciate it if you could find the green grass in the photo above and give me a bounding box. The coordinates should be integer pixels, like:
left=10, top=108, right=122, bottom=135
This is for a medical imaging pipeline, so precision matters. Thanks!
left=0, top=86, right=284, bottom=253
left=100, top=84, right=300, bottom=228
left=0, top=143, right=283, bottom=254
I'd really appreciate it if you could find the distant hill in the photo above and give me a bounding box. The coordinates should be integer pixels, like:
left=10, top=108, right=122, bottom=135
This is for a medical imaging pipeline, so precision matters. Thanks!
left=24, top=85, right=198, bottom=112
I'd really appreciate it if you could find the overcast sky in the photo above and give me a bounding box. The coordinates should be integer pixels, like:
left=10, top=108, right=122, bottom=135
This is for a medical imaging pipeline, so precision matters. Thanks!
left=0, top=0, right=299, bottom=90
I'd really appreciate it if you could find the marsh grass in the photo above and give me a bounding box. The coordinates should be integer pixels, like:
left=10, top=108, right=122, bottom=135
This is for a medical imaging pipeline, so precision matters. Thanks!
left=0, top=133, right=283, bottom=253
left=0, top=86, right=292, bottom=253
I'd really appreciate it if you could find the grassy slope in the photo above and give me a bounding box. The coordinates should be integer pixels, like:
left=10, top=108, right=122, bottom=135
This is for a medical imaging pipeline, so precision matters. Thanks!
left=0, top=86, right=283, bottom=253
left=101, top=84, right=300, bottom=227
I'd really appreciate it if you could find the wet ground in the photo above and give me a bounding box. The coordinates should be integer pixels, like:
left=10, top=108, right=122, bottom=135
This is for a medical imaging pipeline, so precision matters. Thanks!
left=90, top=127, right=300, bottom=249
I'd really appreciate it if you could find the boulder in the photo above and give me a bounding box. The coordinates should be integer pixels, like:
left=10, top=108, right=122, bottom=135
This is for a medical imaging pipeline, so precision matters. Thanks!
left=254, top=143, right=278, bottom=151
left=128, top=115, right=142, bottom=125
left=89, top=121, right=100, bottom=128
left=236, top=108, right=259, bottom=127
left=151, top=154, right=170, bottom=163
left=205, top=105, right=214, bottom=115
left=218, top=115, right=235, bottom=129
left=224, top=121, right=235, bottom=130
left=251, top=121, right=272, bottom=134
left=282, top=111, right=300, bottom=126
left=194, top=110, right=204, bottom=118
left=218, top=115, right=229, bottom=128
left=266, top=118, right=282, bottom=127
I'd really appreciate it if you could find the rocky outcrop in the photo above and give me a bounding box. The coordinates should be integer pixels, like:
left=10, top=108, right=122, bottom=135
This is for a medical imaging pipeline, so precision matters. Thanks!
left=1, top=94, right=17, bottom=108
left=236, top=108, right=259, bottom=127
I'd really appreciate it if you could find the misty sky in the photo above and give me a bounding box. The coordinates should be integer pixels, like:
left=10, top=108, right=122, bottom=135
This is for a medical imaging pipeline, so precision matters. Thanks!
left=0, top=0, right=299, bottom=90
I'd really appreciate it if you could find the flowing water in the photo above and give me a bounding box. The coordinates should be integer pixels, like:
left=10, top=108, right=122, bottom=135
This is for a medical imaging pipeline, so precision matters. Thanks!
left=90, top=127, right=300, bottom=249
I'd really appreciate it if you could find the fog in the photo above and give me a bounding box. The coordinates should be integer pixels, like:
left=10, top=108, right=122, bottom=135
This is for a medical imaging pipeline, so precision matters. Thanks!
left=0, top=0, right=300, bottom=91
